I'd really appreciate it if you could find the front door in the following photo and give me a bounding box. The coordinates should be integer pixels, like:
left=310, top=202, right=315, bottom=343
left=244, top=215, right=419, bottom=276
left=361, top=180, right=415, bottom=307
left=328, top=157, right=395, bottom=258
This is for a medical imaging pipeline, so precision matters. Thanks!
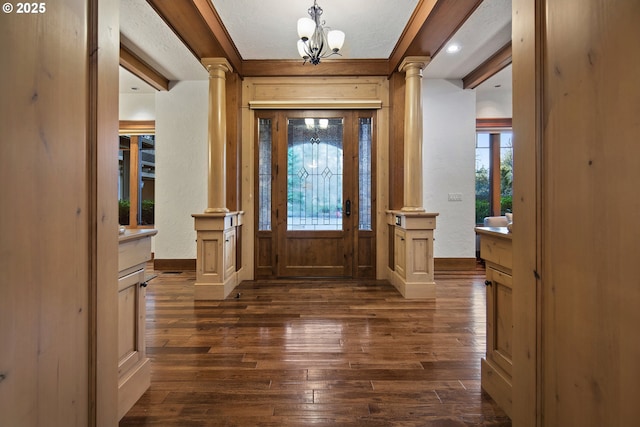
left=255, top=110, right=375, bottom=278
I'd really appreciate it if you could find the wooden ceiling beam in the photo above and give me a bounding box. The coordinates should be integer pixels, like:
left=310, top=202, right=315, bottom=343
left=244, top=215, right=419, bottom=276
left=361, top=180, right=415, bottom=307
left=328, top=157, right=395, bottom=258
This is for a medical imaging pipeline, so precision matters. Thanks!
left=119, top=44, right=169, bottom=91
left=191, top=0, right=243, bottom=72
left=241, top=59, right=390, bottom=78
left=388, top=0, right=439, bottom=74
left=389, top=0, right=483, bottom=74
left=463, top=41, right=512, bottom=89
left=145, top=0, right=238, bottom=71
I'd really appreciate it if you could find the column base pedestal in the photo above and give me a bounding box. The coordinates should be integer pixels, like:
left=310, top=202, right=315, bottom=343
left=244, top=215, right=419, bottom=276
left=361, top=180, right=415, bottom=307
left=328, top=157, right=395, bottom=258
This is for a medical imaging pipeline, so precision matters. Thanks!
left=386, top=210, right=439, bottom=299
left=192, top=211, right=244, bottom=301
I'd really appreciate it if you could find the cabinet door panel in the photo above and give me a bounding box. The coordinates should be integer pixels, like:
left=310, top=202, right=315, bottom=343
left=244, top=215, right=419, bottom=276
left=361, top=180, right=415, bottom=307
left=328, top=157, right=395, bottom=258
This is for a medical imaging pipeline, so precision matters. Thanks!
left=118, top=269, right=145, bottom=377
left=487, top=267, right=513, bottom=376
left=394, top=228, right=406, bottom=278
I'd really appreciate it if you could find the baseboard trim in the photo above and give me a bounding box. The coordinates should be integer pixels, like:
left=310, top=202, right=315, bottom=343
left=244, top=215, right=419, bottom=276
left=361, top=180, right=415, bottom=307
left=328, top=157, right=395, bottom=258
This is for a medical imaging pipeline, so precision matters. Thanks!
left=434, top=257, right=476, bottom=270
left=154, top=257, right=474, bottom=273
left=154, top=258, right=196, bottom=271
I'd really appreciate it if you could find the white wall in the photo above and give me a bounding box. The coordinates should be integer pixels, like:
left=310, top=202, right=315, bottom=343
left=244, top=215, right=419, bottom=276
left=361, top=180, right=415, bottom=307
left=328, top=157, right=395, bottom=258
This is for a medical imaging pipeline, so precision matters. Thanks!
left=154, top=81, right=208, bottom=260
left=119, top=92, right=156, bottom=120
left=423, top=79, right=477, bottom=258
left=476, top=88, right=512, bottom=118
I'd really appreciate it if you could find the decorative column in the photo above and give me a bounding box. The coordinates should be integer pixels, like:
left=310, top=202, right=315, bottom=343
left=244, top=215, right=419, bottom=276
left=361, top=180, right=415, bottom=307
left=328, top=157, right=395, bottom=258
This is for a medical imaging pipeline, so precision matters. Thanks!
left=399, top=56, right=430, bottom=212
left=192, top=58, right=243, bottom=301
left=203, top=58, right=231, bottom=213
left=386, top=56, right=438, bottom=299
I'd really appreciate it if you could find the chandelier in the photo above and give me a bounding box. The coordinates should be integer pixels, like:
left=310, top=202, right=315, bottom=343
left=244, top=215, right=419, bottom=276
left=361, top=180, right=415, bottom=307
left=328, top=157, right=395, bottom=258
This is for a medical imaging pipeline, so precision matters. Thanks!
left=296, top=0, right=345, bottom=65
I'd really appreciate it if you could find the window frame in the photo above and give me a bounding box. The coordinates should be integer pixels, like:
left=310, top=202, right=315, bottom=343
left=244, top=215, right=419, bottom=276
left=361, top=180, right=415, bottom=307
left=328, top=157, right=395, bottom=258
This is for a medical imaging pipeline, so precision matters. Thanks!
left=119, top=120, right=156, bottom=228
left=476, top=118, right=513, bottom=223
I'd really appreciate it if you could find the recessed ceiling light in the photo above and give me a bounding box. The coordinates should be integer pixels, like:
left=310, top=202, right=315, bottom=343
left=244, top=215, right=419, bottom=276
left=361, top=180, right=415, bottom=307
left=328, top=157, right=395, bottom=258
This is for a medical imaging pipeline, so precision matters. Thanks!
left=446, top=43, right=461, bottom=54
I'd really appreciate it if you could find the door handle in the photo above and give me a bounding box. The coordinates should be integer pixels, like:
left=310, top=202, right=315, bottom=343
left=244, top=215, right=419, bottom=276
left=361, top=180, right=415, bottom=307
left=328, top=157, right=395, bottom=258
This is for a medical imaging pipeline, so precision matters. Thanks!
left=345, top=199, right=351, bottom=217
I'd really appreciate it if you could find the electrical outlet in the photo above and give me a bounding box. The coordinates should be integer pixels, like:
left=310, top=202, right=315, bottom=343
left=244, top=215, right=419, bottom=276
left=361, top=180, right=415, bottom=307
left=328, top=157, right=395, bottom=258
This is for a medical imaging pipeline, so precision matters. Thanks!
left=448, top=193, right=463, bottom=201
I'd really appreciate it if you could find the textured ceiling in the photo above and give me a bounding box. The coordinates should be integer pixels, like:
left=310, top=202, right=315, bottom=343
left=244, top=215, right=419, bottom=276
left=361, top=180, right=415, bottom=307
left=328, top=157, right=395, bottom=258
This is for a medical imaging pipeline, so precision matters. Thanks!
left=424, top=0, right=511, bottom=78
left=211, top=0, right=420, bottom=60
left=120, top=0, right=208, bottom=83
left=119, top=0, right=512, bottom=93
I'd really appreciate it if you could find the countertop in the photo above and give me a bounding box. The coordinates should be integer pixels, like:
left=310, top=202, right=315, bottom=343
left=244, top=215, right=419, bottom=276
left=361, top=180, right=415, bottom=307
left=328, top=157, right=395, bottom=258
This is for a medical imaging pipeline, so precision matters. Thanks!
left=474, top=226, right=512, bottom=239
left=118, top=228, right=158, bottom=243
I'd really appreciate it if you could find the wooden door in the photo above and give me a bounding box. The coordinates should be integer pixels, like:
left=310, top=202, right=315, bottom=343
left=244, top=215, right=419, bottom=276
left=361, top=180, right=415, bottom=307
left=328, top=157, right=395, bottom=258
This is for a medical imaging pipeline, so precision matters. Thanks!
left=255, top=110, right=375, bottom=279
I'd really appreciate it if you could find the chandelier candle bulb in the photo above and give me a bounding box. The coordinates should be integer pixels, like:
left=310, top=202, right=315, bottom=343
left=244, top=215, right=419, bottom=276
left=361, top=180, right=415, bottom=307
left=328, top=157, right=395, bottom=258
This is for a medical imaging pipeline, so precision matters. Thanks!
left=297, top=17, right=315, bottom=41
left=327, top=30, right=345, bottom=52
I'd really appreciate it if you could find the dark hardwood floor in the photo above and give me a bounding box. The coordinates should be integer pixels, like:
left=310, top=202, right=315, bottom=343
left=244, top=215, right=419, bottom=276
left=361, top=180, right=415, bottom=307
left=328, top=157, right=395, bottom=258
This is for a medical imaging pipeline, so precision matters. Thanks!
left=119, top=264, right=510, bottom=427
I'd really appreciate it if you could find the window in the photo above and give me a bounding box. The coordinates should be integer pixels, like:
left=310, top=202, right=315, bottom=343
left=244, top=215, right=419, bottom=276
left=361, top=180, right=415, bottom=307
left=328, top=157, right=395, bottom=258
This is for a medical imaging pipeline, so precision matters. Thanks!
left=358, top=117, right=373, bottom=231
left=287, top=117, right=344, bottom=231
left=119, top=121, right=156, bottom=227
left=257, top=118, right=272, bottom=231
left=475, top=128, right=513, bottom=224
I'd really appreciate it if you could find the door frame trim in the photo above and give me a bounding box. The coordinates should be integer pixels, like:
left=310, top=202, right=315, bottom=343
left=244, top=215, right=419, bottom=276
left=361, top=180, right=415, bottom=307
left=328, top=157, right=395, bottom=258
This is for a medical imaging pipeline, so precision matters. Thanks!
left=241, top=76, right=390, bottom=281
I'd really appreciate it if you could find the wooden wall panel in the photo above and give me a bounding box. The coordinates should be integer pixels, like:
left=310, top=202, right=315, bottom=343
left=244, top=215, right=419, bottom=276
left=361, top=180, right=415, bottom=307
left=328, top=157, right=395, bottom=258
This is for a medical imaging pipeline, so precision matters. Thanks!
left=357, top=234, right=375, bottom=278
left=388, top=72, right=405, bottom=210
left=92, top=0, right=120, bottom=424
left=540, top=1, right=640, bottom=425
left=0, top=4, right=90, bottom=425
left=0, top=0, right=119, bottom=425
left=511, top=0, right=539, bottom=425
left=514, top=0, right=640, bottom=425
left=226, top=72, right=242, bottom=211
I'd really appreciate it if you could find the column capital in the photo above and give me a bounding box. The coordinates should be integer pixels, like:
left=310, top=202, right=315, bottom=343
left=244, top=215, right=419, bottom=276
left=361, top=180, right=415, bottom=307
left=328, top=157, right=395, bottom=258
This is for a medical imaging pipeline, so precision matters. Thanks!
left=201, top=58, right=233, bottom=75
left=398, top=56, right=431, bottom=73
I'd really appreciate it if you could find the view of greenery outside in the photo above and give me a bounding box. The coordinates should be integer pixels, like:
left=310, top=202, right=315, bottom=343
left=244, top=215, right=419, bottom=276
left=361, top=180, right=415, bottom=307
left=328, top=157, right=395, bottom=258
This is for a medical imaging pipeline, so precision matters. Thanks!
left=119, top=199, right=154, bottom=225
left=475, top=132, right=513, bottom=224
left=475, top=165, right=490, bottom=224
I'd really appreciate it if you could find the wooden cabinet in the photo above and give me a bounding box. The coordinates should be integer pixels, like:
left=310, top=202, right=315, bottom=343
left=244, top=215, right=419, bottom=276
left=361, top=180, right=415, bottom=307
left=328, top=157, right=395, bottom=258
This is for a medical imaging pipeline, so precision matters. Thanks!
left=476, top=227, right=513, bottom=418
left=117, top=229, right=157, bottom=420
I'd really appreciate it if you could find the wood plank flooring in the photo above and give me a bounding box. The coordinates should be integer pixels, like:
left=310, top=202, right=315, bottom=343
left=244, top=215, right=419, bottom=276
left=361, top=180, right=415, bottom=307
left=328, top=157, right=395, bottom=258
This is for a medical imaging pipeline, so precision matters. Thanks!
left=119, top=265, right=511, bottom=426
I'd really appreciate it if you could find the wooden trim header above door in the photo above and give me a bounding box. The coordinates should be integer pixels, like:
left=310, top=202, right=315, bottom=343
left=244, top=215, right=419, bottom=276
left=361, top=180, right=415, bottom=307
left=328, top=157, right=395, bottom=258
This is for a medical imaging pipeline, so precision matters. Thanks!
left=244, top=76, right=389, bottom=108
left=119, top=120, right=156, bottom=135
left=249, top=100, right=382, bottom=110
